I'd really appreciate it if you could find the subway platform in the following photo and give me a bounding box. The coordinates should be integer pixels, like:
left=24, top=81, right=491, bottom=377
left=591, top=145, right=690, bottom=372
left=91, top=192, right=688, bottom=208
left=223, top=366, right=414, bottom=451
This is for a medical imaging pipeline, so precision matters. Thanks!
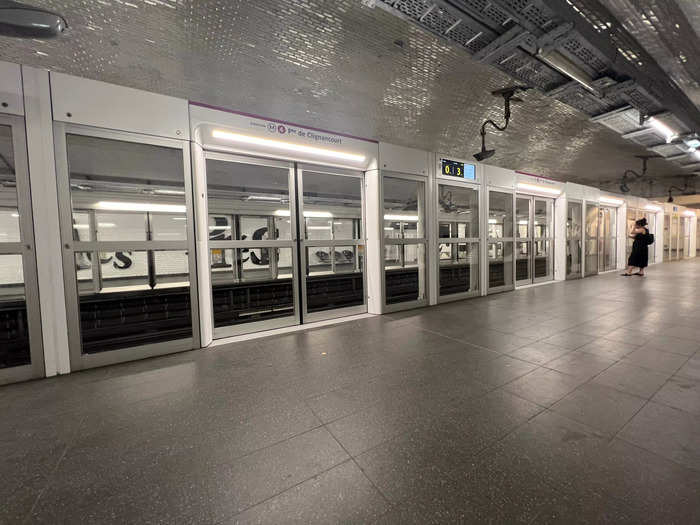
left=2, top=259, right=700, bottom=524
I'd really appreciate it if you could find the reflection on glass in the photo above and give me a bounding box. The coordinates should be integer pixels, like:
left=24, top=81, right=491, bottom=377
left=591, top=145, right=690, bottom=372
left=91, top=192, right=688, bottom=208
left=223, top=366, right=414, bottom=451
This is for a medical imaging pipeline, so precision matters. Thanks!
left=65, top=135, right=192, bottom=354
left=211, top=247, right=295, bottom=327
left=534, top=240, right=551, bottom=279
left=585, top=205, right=599, bottom=276
left=306, top=246, right=364, bottom=313
left=439, top=243, right=479, bottom=297
left=567, top=201, right=582, bottom=279
left=383, top=176, right=424, bottom=238
left=488, top=241, right=513, bottom=289
left=489, top=191, right=513, bottom=239
left=438, top=185, right=478, bottom=238
left=534, top=199, right=551, bottom=238
left=0, top=125, right=20, bottom=244
left=516, top=198, right=529, bottom=238
left=206, top=159, right=291, bottom=241
left=385, top=244, right=425, bottom=304
left=74, top=250, right=192, bottom=354
left=0, top=254, right=30, bottom=369
left=516, top=241, right=531, bottom=281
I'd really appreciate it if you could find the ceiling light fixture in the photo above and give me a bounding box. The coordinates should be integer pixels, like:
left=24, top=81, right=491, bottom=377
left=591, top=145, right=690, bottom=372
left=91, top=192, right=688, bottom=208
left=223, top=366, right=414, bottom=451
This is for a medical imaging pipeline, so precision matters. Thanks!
left=537, top=49, right=603, bottom=97
left=0, top=1, right=67, bottom=38
left=212, top=130, right=366, bottom=164
left=644, top=204, right=662, bottom=212
left=384, top=214, right=419, bottom=221
left=274, top=209, right=333, bottom=218
left=474, top=86, right=530, bottom=162
left=95, top=201, right=186, bottom=213
left=599, top=196, right=624, bottom=206
left=246, top=195, right=283, bottom=202
left=647, top=117, right=677, bottom=143
left=683, top=210, right=696, bottom=217
left=516, top=182, right=562, bottom=196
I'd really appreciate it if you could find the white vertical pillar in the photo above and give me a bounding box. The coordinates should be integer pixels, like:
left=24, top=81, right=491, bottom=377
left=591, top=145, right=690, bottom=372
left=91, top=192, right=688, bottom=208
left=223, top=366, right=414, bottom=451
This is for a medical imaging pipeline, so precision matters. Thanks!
left=190, top=134, right=212, bottom=347
left=22, top=66, right=70, bottom=376
left=617, top=203, right=627, bottom=269
left=554, top=193, right=567, bottom=280
left=427, top=153, right=438, bottom=305
left=365, top=169, right=382, bottom=314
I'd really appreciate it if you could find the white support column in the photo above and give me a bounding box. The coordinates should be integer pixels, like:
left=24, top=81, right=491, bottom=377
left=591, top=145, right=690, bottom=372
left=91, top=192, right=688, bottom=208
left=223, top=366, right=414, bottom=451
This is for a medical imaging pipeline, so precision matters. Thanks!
left=22, top=66, right=70, bottom=376
left=554, top=192, right=567, bottom=280
left=617, top=203, right=627, bottom=269
left=190, top=135, right=212, bottom=347
left=365, top=169, right=382, bottom=314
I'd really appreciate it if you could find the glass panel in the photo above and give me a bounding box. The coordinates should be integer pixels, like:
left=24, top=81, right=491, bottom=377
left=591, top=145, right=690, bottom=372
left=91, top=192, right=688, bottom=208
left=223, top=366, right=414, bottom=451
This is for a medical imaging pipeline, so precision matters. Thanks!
left=585, top=205, right=599, bottom=276
left=308, top=246, right=333, bottom=276
left=211, top=247, right=295, bottom=327
left=516, top=241, right=531, bottom=282
left=72, top=212, right=91, bottom=242
left=663, top=215, right=670, bottom=261
left=67, top=134, right=186, bottom=241
left=306, top=246, right=364, bottom=313
left=95, top=212, right=147, bottom=241
left=383, top=177, right=424, bottom=239
left=303, top=171, right=362, bottom=241
left=534, top=240, right=552, bottom=279
left=74, top=251, right=94, bottom=294
left=488, top=241, right=513, bottom=289
left=437, top=184, right=478, bottom=238
left=671, top=217, right=679, bottom=258
left=439, top=242, right=479, bottom=297
left=516, top=198, right=530, bottom=238
left=534, top=199, right=552, bottom=238
left=0, top=125, right=20, bottom=244
left=206, top=159, right=291, bottom=241
left=489, top=191, right=513, bottom=238
left=75, top=250, right=192, bottom=354
left=567, top=202, right=582, bottom=240
left=151, top=214, right=187, bottom=241
left=385, top=244, right=425, bottom=304
left=566, top=239, right=582, bottom=279
left=0, top=254, right=29, bottom=369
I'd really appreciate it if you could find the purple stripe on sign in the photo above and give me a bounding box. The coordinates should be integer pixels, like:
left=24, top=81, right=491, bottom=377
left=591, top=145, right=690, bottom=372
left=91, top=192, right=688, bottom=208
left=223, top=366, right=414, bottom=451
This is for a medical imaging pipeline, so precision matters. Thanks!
left=189, top=101, right=379, bottom=144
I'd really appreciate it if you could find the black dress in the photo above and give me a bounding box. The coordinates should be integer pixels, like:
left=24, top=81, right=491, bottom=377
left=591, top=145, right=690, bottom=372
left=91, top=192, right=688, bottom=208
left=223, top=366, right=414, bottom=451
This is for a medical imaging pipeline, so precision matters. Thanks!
left=628, top=228, right=649, bottom=268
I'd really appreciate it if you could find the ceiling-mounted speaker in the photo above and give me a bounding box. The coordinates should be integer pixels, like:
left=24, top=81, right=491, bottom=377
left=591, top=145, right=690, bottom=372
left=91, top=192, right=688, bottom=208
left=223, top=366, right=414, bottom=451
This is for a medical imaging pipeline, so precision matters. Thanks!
left=0, top=1, right=67, bottom=38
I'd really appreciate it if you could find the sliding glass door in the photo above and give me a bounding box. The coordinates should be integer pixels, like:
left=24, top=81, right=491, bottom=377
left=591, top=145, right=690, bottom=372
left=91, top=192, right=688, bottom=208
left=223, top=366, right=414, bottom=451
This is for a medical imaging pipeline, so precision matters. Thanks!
left=55, top=125, right=199, bottom=370
left=488, top=190, right=514, bottom=293
left=584, top=203, right=599, bottom=276
left=566, top=200, right=582, bottom=279
left=0, top=115, right=43, bottom=384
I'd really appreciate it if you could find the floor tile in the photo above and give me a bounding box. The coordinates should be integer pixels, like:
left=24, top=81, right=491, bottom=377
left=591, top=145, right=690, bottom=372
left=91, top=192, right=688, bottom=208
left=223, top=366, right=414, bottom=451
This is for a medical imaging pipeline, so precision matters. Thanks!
left=539, top=331, right=596, bottom=350
left=545, top=352, right=616, bottom=382
left=592, top=361, right=671, bottom=398
left=652, top=376, right=700, bottom=416
left=619, top=402, right=700, bottom=471
left=503, top=368, right=584, bottom=407
left=550, top=382, right=646, bottom=435
left=621, top=347, right=689, bottom=374
left=229, top=460, right=389, bottom=524
left=507, top=342, right=573, bottom=365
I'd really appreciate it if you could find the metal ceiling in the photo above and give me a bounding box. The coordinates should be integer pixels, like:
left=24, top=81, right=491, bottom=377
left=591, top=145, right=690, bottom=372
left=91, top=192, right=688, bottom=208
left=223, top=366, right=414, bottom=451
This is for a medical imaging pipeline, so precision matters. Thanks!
left=0, top=0, right=697, bottom=196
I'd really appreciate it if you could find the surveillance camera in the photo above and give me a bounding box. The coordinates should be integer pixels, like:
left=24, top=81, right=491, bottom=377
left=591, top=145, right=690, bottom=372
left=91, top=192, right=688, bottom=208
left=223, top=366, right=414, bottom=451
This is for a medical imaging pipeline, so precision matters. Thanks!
left=474, top=149, right=495, bottom=162
left=0, top=1, right=67, bottom=38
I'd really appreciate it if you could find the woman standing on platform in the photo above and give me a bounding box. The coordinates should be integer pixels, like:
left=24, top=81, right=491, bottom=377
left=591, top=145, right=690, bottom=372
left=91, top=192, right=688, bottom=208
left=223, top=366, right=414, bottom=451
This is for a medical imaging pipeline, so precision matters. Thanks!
left=622, top=218, right=650, bottom=276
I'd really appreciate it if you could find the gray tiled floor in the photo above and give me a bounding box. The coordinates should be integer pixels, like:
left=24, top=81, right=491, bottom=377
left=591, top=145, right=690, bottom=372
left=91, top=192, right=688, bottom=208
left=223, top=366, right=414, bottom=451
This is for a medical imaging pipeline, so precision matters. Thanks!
left=3, top=260, right=700, bottom=524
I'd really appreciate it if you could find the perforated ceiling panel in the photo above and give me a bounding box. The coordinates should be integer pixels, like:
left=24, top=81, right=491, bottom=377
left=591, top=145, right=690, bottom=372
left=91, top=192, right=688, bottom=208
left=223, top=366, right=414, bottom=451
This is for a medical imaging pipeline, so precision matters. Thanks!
left=0, top=0, right=692, bottom=196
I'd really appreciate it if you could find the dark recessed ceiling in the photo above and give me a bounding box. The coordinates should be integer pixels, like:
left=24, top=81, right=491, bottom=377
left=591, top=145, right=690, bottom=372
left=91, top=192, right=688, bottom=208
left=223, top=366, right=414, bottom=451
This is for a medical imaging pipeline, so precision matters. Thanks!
left=0, top=0, right=697, bottom=197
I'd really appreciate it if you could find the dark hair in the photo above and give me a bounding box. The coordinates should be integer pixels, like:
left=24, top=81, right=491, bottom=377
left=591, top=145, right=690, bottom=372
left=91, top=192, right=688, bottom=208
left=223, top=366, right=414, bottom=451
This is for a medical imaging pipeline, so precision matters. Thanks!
left=635, top=217, right=648, bottom=227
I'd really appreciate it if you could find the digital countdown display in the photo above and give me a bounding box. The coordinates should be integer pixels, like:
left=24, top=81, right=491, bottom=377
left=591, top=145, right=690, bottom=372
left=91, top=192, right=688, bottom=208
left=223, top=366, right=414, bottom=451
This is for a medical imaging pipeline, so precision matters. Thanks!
left=441, top=159, right=476, bottom=180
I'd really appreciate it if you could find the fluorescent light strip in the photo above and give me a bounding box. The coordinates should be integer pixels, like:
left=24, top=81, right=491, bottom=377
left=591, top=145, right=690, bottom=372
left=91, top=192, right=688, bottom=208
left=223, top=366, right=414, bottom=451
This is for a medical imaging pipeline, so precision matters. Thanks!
left=600, top=196, right=624, bottom=206
left=683, top=210, right=696, bottom=217
left=644, top=204, right=662, bottom=212
left=154, top=189, right=185, bottom=196
left=95, top=201, right=186, bottom=213
left=212, top=130, right=366, bottom=163
left=384, top=214, right=419, bottom=221
left=648, top=117, right=677, bottom=143
left=516, top=182, right=562, bottom=196
left=274, top=209, right=333, bottom=218
left=74, top=222, right=116, bottom=230
left=307, top=226, right=331, bottom=230
left=246, top=195, right=283, bottom=202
